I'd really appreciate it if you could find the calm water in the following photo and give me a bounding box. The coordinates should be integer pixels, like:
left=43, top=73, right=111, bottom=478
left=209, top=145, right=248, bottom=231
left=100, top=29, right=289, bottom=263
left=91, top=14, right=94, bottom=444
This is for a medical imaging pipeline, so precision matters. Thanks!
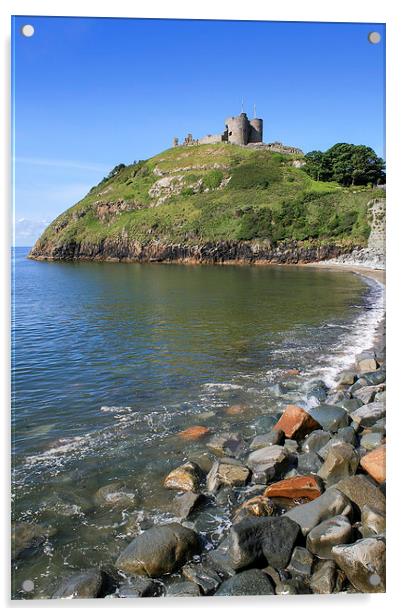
left=11, top=247, right=383, bottom=597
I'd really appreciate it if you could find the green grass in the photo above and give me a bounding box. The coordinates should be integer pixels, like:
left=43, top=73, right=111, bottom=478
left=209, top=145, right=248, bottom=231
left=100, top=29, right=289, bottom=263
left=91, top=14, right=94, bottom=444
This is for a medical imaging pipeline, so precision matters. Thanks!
left=36, top=143, right=383, bottom=251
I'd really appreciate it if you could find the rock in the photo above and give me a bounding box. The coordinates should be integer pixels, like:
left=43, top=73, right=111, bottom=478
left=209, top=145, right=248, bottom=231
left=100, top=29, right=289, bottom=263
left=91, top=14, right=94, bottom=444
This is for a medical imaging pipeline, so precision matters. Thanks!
left=337, top=371, right=357, bottom=387
left=270, top=383, right=289, bottom=396
left=178, top=425, right=211, bottom=440
left=336, top=398, right=364, bottom=413
left=360, top=431, right=384, bottom=451
left=229, top=516, right=300, bottom=570
left=182, top=563, right=221, bottom=594
left=356, top=351, right=379, bottom=373
left=225, top=404, right=248, bottom=416
left=12, top=522, right=50, bottom=560
left=358, top=369, right=386, bottom=386
left=334, top=475, right=385, bottom=514
left=234, top=496, right=275, bottom=521
left=284, top=488, right=352, bottom=535
left=361, top=505, right=386, bottom=537
left=52, top=569, right=105, bottom=599
left=310, top=560, right=345, bottom=594
left=215, top=569, right=275, bottom=596
left=284, top=439, right=298, bottom=453
left=360, top=444, right=386, bottom=483
left=166, top=581, right=201, bottom=596
left=306, top=515, right=353, bottom=559
left=286, top=546, right=313, bottom=577
left=206, top=432, right=245, bottom=458
left=285, top=368, right=300, bottom=376
left=206, top=459, right=250, bottom=493
left=205, top=537, right=236, bottom=579
left=247, top=445, right=289, bottom=484
left=263, top=475, right=323, bottom=501
left=118, top=576, right=162, bottom=597
left=273, top=405, right=321, bottom=440
left=307, top=405, right=349, bottom=433
left=163, top=461, right=203, bottom=492
left=317, top=443, right=360, bottom=486
left=332, top=537, right=385, bottom=592
left=337, top=426, right=357, bottom=445
left=253, top=415, right=281, bottom=433
left=308, top=384, right=328, bottom=403
left=297, top=452, right=323, bottom=474
left=249, top=429, right=284, bottom=451
left=115, top=523, right=200, bottom=577
left=302, top=430, right=331, bottom=454
left=189, top=452, right=213, bottom=474
left=40, top=494, right=91, bottom=517
left=352, top=385, right=385, bottom=405
left=94, top=482, right=136, bottom=508
left=173, top=492, right=203, bottom=519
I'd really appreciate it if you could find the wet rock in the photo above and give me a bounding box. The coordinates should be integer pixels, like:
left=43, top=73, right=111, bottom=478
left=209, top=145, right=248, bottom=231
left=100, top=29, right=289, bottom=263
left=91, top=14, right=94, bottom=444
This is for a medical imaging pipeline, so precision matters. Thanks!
left=206, top=459, right=250, bottom=493
left=94, top=482, right=136, bottom=508
left=317, top=443, right=360, bottom=486
left=224, top=404, right=248, bottom=416
left=334, top=475, right=385, bottom=514
left=205, top=537, right=236, bottom=579
left=337, top=426, right=357, bottom=445
left=332, top=537, right=385, bottom=592
left=233, top=496, right=275, bottom=521
left=308, top=405, right=349, bottom=433
left=52, top=569, right=105, bottom=599
left=40, top=494, right=90, bottom=518
left=182, top=563, right=221, bottom=594
left=361, top=505, right=386, bottom=537
left=229, top=515, right=300, bottom=570
left=178, top=425, right=211, bottom=440
left=249, top=429, right=284, bottom=451
left=307, top=515, right=353, bottom=559
left=247, top=445, right=290, bottom=484
left=115, top=523, right=200, bottom=577
left=166, top=581, right=201, bottom=596
left=360, top=431, right=384, bottom=451
left=284, top=439, right=298, bottom=453
left=297, top=452, right=323, bottom=474
left=118, top=576, right=163, bottom=597
left=310, top=560, right=346, bottom=594
left=253, top=414, right=281, bottom=433
left=163, top=461, right=203, bottom=492
left=352, top=385, right=385, bottom=405
left=360, top=444, right=386, bottom=483
left=308, top=384, right=328, bottom=403
left=284, top=488, right=352, bottom=535
left=273, top=405, right=321, bottom=440
left=302, top=430, right=331, bottom=454
left=286, top=546, right=314, bottom=577
left=337, top=371, right=357, bottom=387
left=206, top=432, right=245, bottom=458
left=350, top=402, right=385, bottom=428
left=356, top=351, right=379, bottom=374
left=173, top=492, right=203, bottom=520
left=357, top=369, right=386, bottom=386
left=270, top=383, right=289, bottom=396
left=336, top=398, right=364, bottom=413
left=215, top=569, right=275, bottom=596
left=264, top=475, right=323, bottom=501
left=12, top=522, right=52, bottom=560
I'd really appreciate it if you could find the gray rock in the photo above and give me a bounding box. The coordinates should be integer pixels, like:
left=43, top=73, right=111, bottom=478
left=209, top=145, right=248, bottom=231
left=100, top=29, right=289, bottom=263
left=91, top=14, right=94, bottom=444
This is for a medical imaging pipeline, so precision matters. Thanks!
left=247, top=445, right=289, bottom=483
left=308, top=405, right=349, bottom=433
left=361, top=505, right=386, bottom=537
left=94, top=482, right=136, bottom=508
left=286, top=546, right=313, bottom=577
left=253, top=415, right=281, bottom=434
left=52, top=569, right=105, bottom=599
left=337, top=371, right=357, bottom=387
left=206, top=459, right=250, bottom=493
left=356, top=351, right=379, bottom=374
left=360, top=431, right=384, bottom=451
left=336, top=398, right=364, bottom=413
left=302, top=430, right=331, bottom=454
left=182, top=563, right=221, bottom=595
left=249, top=429, right=284, bottom=451
left=352, top=385, right=385, bottom=405
left=229, top=516, right=300, bottom=570
left=115, top=523, right=200, bottom=577
left=166, top=581, right=201, bottom=597
left=350, top=402, right=385, bottom=428
left=206, top=432, right=245, bottom=458
left=205, top=537, right=236, bottom=579
left=215, top=569, right=275, bottom=596
left=307, top=515, right=353, bottom=559
left=332, top=537, right=385, bottom=592
left=173, top=492, right=203, bottom=520
left=297, top=452, right=323, bottom=474
left=284, top=439, right=298, bottom=453
left=284, top=488, right=352, bottom=535
left=374, top=390, right=386, bottom=404
left=358, top=369, right=386, bottom=386
left=332, top=475, right=386, bottom=514
left=317, top=442, right=360, bottom=486
left=118, top=576, right=162, bottom=597
left=310, top=560, right=345, bottom=594
left=308, top=384, right=328, bottom=403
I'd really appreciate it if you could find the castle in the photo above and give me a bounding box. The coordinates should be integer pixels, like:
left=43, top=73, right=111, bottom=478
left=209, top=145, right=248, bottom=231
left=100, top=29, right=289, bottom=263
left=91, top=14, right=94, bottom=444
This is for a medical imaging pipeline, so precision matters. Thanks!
left=173, top=111, right=303, bottom=154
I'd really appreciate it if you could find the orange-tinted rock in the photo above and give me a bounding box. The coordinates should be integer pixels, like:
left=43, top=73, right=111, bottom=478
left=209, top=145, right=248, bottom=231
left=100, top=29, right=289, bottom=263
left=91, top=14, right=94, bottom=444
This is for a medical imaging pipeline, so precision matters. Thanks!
left=264, top=475, right=323, bottom=501
left=286, top=369, right=301, bottom=376
left=234, top=496, right=275, bottom=520
left=360, top=444, right=386, bottom=483
left=178, top=425, right=211, bottom=440
left=273, top=405, right=321, bottom=440
left=225, top=404, right=248, bottom=416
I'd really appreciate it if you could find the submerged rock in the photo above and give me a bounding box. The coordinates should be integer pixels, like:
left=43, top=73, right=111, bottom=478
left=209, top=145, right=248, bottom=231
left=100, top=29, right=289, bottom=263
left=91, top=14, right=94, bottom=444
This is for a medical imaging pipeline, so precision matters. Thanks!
left=52, top=569, right=106, bottom=599
left=306, top=515, right=353, bottom=559
left=12, top=522, right=52, bottom=560
left=360, top=444, right=386, bottom=484
left=163, top=461, right=203, bottom=492
left=94, top=482, right=136, bottom=508
left=215, top=569, right=275, bottom=596
left=115, top=523, right=200, bottom=577
left=273, top=405, right=321, bottom=440
left=263, top=475, right=323, bottom=501
left=284, top=488, right=352, bottom=535
left=332, top=537, right=386, bottom=593
left=206, top=432, right=245, bottom=458
left=178, top=425, right=211, bottom=440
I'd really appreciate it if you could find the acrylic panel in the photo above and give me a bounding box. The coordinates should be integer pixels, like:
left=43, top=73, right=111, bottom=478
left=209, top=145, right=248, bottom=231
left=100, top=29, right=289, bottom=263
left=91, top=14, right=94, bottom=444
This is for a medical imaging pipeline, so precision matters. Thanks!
left=11, top=16, right=386, bottom=599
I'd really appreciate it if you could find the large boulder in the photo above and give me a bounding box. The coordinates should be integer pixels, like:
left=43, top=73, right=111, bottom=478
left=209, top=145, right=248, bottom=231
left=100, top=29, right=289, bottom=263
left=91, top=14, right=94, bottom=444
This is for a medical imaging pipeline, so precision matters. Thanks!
left=263, top=475, right=323, bottom=501
left=215, top=569, right=275, bottom=596
left=317, top=443, right=360, bottom=486
left=360, top=444, right=386, bottom=483
left=247, top=445, right=290, bottom=483
left=115, top=523, right=200, bottom=577
left=284, top=488, right=352, bottom=535
left=309, top=560, right=346, bottom=594
left=52, top=569, right=106, bottom=599
left=206, top=459, right=250, bottom=493
left=249, top=429, right=284, bottom=451
left=273, top=405, right=321, bottom=440
left=332, top=537, right=385, bottom=592
left=302, top=430, right=331, bottom=454
left=350, top=402, right=385, bottom=428
left=356, top=351, right=378, bottom=374
left=229, top=516, right=300, bottom=570
left=351, top=385, right=384, bottom=405
left=307, top=405, right=349, bottom=433
left=163, top=461, right=203, bottom=492
left=333, top=475, right=386, bottom=514
left=306, top=515, right=353, bottom=559
left=182, top=563, right=221, bottom=595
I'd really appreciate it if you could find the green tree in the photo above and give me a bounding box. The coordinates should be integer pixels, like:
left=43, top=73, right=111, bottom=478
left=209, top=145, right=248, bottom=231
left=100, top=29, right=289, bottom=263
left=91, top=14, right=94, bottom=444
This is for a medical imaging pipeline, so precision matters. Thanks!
left=305, top=143, right=385, bottom=186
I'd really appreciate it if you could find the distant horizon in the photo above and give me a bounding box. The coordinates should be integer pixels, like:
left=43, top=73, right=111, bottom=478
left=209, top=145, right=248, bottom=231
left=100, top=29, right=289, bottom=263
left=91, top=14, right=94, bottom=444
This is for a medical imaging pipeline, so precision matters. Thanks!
left=12, top=17, right=385, bottom=246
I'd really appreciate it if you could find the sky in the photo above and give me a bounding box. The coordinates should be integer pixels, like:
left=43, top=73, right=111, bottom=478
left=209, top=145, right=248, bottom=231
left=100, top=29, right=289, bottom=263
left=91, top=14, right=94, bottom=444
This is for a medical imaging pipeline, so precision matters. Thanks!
left=12, top=17, right=385, bottom=246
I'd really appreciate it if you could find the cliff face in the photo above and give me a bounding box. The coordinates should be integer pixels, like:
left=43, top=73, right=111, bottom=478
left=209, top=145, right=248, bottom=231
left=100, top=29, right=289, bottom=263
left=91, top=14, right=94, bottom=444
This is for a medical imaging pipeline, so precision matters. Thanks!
left=29, top=143, right=382, bottom=263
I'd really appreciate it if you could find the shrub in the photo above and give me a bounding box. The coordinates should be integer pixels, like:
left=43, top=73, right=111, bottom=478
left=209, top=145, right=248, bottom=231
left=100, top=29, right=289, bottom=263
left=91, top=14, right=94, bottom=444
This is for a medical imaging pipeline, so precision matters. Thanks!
left=203, top=170, right=224, bottom=190
left=230, top=159, right=281, bottom=189
left=237, top=207, right=273, bottom=240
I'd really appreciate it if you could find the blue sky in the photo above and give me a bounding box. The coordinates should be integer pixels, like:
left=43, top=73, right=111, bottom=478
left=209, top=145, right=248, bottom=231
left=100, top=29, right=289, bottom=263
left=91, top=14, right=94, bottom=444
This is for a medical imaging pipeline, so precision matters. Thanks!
left=12, top=17, right=385, bottom=246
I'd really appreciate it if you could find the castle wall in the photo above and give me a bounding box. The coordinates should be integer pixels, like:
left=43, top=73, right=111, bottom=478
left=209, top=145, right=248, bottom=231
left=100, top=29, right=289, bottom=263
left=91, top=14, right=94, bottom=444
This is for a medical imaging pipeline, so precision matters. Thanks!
left=198, top=133, right=225, bottom=145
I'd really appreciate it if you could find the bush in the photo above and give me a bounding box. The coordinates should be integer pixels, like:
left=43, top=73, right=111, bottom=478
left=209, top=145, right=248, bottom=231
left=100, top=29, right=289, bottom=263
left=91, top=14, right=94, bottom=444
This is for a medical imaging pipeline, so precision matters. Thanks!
left=203, top=170, right=224, bottom=190
left=230, top=159, right=281, bottom=189
left=237, top=207, right=273, bottom=240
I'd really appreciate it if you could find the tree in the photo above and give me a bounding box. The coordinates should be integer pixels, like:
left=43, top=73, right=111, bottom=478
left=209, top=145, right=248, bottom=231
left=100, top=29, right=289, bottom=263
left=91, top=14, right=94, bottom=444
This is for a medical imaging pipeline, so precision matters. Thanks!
left=305, top=143, right=385, bottom=186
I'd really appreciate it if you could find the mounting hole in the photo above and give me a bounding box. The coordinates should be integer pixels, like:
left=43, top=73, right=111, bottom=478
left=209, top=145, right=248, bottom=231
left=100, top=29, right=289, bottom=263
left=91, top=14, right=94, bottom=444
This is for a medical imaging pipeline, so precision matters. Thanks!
left=368, top=31, right=381, bottom=44
left=22, top=579, right=34, bottom=592
left=21, top=24, right=35, bottom=38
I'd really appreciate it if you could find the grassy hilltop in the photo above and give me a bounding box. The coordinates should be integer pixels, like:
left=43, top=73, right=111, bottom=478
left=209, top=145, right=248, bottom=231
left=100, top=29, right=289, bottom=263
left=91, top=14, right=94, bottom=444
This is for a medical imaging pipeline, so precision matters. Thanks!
left=31, top=143, right=384, bottom=257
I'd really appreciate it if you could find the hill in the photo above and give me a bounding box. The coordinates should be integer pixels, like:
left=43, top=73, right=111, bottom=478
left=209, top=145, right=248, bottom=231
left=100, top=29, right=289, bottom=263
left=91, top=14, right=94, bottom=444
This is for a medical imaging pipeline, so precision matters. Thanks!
left=29, top=143, right=385, bottom=263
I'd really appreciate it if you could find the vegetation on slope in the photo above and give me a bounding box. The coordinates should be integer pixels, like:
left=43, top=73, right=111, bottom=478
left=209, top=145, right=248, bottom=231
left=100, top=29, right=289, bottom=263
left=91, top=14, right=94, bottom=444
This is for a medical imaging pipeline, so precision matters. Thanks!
left=34, top=143, right=385, bottom=253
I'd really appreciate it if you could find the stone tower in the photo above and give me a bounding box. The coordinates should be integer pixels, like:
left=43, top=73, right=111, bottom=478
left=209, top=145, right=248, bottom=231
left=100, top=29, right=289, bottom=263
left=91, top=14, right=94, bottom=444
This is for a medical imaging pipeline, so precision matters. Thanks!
left=249, top=118, right=263, bottom=143
left=225, top=112, right=263, bottom=145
